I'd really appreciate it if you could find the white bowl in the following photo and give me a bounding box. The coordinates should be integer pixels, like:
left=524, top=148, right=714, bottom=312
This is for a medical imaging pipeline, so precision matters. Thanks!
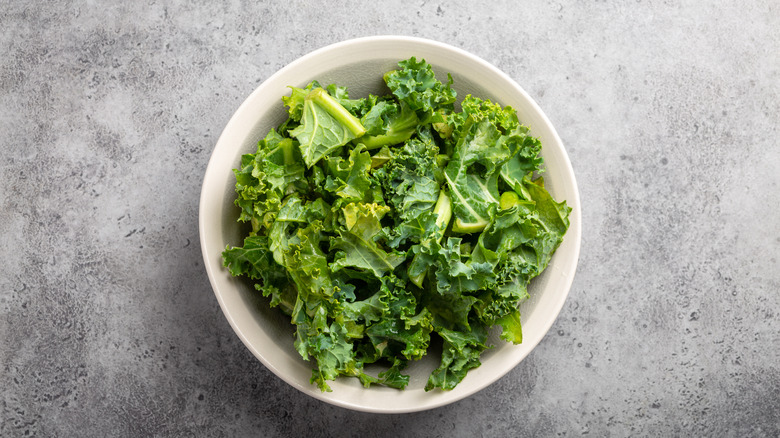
left=199, top=36, right=581, bottom=413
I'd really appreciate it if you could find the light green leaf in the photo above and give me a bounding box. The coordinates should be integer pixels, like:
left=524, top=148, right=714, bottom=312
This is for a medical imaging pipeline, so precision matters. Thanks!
left=332, top=203, right=406, bottom=278
left=290, top=87, right=366, bottom=167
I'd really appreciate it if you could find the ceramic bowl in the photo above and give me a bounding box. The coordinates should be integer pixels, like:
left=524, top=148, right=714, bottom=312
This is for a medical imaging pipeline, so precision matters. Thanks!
left=199, top=35, right=581, bottom=413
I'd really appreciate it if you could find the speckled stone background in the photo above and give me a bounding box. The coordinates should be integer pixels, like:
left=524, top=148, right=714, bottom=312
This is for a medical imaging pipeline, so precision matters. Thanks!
left=2, top=1, right=779, bottom=436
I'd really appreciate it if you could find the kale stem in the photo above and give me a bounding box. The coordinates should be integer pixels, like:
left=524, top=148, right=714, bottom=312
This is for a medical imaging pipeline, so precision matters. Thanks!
left=308, top=88, right=366, bottom=138
left=409, top=189, right=452, bottom=288
left=434, top=189, right=452, bottom=228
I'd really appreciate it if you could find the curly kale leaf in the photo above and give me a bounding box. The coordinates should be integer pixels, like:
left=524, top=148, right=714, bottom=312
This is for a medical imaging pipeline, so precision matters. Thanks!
left=232, top=129, right=307, bottom=232
left=289, top=86, right=366, bottom=167
left=373, top=134, right=441, bottom=228
left=425, top=324, right=488, bottom=391
left=221, top=235, right=296, bottom=314
left=383, top=57, right=457, bottom=123
left=322, top=144, right=378, bottom=204
left=330, top=202, right=405, bottom=278
left=357, top=100, right=420, bottom=150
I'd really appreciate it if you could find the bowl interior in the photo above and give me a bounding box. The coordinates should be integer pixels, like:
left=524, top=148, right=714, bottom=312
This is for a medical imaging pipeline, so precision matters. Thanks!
left=200, top=36, right=581, bottom=413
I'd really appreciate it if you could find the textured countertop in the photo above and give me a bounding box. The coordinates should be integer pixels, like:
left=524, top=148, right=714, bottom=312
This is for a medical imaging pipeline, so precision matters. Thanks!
left=2, top=2, right=779, bottom=436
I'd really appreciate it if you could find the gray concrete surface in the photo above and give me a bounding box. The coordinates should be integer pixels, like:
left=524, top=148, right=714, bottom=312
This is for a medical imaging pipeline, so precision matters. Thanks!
left=2, top=1, right=779, bottom=436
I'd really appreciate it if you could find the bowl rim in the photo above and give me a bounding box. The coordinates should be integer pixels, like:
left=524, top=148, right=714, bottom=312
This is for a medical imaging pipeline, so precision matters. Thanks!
left=199, top=35, right=582, bottom=413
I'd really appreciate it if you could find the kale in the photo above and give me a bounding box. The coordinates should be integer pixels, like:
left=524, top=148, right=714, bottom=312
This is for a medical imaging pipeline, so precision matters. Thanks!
left=222, top=57, right=571, bottom=392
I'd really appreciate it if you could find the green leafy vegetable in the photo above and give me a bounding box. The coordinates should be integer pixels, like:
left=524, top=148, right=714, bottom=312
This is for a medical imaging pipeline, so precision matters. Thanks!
left=222, top=58, right=571, bottom=392
left=290, top=87, right=367, bottom=167
left=331, top=202, right=406, bottom=278
left=358, top=100, right=420, bottom=150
